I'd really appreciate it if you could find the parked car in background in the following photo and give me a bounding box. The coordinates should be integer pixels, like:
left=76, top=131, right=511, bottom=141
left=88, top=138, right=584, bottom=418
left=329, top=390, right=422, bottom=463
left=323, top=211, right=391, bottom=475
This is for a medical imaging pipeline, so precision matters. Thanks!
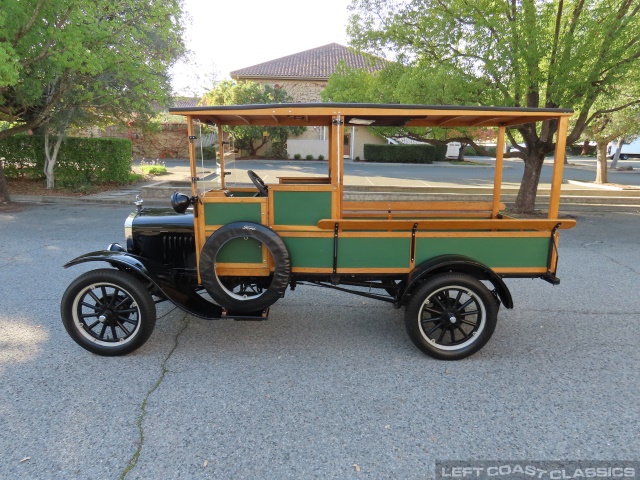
left=608, top=138, right=640, bottom=159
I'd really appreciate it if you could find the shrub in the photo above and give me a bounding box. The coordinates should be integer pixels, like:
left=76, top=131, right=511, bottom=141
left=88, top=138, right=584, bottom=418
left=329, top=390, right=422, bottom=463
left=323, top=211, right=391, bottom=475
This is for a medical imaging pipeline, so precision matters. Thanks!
left=265, top=142, right=288, bottom=159
left=201, top=145, right=218, bottom=160
left=305, top=154, right=314, bottom=160
left=318, top=154, right=325, bottom=160
left=0, top=135, right=133, bottom=185
left=462, top=146, right=477, bottom=156
left=363, top=144, right=446, bottom=163
left=293, top=153, right=302, bottom=159
left=138, top=159, right=167, bottom=175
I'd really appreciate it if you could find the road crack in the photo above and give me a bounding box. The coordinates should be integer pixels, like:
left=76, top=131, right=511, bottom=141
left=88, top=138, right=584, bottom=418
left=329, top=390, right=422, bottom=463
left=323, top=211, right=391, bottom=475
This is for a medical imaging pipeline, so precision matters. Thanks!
left=581, top=243, right=640, bottom=276
left=120, top=313, right=190, bottom=479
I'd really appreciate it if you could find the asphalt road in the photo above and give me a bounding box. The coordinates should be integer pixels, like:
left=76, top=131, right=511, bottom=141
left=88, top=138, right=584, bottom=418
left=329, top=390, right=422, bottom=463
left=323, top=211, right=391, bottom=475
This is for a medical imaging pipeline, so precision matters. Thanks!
left=143, top=156, right=640, bottom=189
left=1, top=204, right=639, bottom=479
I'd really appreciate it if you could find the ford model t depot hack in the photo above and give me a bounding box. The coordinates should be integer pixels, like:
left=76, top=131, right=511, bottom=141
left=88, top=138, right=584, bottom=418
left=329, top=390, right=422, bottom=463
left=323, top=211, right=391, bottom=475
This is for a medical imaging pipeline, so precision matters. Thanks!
left=61, top=103, right=576, bottom=360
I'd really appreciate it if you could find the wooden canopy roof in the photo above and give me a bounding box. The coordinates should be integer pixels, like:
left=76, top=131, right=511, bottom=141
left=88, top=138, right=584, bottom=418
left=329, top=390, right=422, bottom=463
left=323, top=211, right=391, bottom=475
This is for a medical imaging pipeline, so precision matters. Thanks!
left=169, top=103, right=573, bottom=128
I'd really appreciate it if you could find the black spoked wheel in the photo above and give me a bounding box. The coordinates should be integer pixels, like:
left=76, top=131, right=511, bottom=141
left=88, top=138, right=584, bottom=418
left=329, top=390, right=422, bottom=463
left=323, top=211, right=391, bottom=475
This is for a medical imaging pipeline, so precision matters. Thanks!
left=61, top=269, right=157, bottom=356
left=404, top=273, right=498, bottom=360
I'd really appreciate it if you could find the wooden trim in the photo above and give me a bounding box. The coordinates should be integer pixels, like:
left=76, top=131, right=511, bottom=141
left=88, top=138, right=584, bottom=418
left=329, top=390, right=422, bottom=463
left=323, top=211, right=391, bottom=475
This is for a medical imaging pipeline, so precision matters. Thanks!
left=330, top=116, right=340, bottom=185
left=291, top=267, right=334, bottom=274
left=201, top=196, right=265, bottom=204
left=187, top=117, right=197, bottom=198
left=278, top=176, right=332, bottom=184
left=549, top=116, right=569, bottom=218
left=215, top=266, right=271, bottom=276
left=217, top=125, right=226, bottom=190
left=493, top=267, right=548, bottom=274
left=331, top=189, right=340, bottom=220
left=492, top=126, right=505, bottom=217
left=317, top=218, right=577, bottom=231
left=268, top=190, right=275, bottom=227
left=269, top=184, right=336, bottom=192
left=435, top=115, right=467, bottom=126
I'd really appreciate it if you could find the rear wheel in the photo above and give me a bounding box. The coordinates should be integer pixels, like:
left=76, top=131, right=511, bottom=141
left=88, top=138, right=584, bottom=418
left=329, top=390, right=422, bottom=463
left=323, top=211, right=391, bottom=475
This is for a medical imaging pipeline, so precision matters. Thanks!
left=61, top=269, right=156, bottom=356
left=404, top=273, right=497, bottom=360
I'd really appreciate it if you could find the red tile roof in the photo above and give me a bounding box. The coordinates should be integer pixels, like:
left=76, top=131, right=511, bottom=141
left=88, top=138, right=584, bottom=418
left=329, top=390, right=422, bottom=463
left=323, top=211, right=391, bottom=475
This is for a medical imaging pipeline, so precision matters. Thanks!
left=230, top=43, right=387, bottom=81
left=171, top=97, right=200, bottom=108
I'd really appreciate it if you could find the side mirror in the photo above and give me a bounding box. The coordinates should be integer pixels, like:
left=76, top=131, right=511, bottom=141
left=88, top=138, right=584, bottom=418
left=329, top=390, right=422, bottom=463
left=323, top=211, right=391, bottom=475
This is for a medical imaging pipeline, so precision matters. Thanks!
left=171, top=192, right=192, bottom=214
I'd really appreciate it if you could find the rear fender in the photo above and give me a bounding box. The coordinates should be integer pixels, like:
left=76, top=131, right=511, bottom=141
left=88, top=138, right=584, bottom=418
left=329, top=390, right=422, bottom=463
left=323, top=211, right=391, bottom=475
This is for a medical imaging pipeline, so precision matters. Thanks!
left=401, top=255, right=513, bottom=309
left=64, top=250, right=223, bottom=319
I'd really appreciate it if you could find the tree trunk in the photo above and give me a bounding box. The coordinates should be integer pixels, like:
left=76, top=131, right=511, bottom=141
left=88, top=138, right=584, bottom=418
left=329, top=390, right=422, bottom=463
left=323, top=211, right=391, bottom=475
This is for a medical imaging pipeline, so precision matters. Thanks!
left=457, top=142, right=467, bottom=161
left=610, top=137, right=624, bottom=169
left=595, top=142, right=608, bottom=184
left=0, top=161, right=10, bottom=203
left=44, top=130, right=64, bottom=189
left=513, top=151, right=546, bottom=213
left=580, top=139, right=590, bottom=155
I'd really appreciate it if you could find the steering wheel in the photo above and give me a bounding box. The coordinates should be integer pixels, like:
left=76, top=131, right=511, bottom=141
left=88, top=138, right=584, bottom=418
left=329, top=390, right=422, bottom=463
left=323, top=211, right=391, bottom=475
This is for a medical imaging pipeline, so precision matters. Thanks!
left=247, top=170, right=268, bottom=197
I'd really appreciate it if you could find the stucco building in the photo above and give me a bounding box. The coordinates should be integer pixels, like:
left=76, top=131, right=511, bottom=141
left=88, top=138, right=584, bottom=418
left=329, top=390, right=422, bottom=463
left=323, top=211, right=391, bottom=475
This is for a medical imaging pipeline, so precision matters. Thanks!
left=230, top=43, right=388, bottom=160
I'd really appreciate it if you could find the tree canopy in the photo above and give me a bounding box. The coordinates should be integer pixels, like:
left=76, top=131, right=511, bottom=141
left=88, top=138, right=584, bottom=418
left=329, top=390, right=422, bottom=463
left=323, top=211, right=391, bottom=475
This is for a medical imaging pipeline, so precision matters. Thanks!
left=201, top=80, right=305, bottom=157
left=326, top=0, right=640, bottom=212
left=0, top=0, right=186, bottom=201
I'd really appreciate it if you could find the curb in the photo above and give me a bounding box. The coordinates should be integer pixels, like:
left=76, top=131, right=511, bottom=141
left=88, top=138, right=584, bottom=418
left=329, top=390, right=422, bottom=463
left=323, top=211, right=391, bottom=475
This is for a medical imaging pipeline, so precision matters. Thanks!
left=10, top=188, right=640, bottom=213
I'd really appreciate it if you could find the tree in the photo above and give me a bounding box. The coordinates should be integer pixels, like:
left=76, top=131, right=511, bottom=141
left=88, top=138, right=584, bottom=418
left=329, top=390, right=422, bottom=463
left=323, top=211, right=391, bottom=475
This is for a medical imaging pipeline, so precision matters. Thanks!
left=332, top=0, right=640, bottom=213
left=0, top=0, right=185, bottom=200
left=201, top=81, right=305, bottom=156
left=583, top=99, right=640, bottom=184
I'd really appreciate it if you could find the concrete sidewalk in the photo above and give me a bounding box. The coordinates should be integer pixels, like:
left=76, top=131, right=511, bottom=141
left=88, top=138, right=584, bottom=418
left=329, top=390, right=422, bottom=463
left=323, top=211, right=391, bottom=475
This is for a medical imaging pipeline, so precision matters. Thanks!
left=10, top=157, right=640, bottom=212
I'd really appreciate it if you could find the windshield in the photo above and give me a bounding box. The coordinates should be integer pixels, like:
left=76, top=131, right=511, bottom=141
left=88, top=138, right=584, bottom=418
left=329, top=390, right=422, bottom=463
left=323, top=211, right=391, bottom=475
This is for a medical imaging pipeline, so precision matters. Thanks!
left=193, top=121, right=235, bottom=193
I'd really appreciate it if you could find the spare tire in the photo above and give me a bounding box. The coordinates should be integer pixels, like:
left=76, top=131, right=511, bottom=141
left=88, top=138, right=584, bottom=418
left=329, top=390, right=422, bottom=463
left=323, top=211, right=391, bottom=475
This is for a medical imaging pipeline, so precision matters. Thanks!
left=199, top=222, right=291, bottom=312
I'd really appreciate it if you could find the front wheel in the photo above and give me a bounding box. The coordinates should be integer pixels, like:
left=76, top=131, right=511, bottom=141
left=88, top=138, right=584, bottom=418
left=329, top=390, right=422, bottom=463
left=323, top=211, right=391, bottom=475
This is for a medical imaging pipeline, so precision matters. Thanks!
left=404, top=273, right=498, bottom=360
left=61, top=269, right=157, bottom=356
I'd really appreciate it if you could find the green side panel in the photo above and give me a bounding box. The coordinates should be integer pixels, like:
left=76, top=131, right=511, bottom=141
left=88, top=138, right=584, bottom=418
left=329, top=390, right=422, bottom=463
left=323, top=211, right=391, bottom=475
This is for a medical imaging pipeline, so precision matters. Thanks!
left=204, top=202, right=262, bottom=226
left=282, top=237, right=334, bottom=268
left=415, top=237, right=550, bottom=268
left=338, top=237, right=411, bottom=268
left=273, top=191, right=332, bottom=226
left=216, top=237, right=263, bottom=264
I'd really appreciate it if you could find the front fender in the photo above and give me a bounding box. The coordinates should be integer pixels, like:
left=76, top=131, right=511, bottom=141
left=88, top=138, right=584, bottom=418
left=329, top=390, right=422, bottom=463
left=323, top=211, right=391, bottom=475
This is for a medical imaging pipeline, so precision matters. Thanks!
left=64, top=250, right=223, bottom=319
left=64, top=250, right=151, bottom=274
left=402, top=254, right=513, bottom=309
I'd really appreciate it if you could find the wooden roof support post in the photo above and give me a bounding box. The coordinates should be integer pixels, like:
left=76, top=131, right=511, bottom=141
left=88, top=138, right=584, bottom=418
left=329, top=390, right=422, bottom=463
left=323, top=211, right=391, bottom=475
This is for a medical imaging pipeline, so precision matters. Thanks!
left=548, top=116, right=569, bottom=219
left=330, top=115, right=341, bottom=185
left=187, top=116, right=198, bottom=197
left=327, top=122, right=333, bottom=181
left=218, top=124, right=226, bottom=190
left=492, top=126, right=506, bottom=218
left=330, top=114, right=343, bottom=218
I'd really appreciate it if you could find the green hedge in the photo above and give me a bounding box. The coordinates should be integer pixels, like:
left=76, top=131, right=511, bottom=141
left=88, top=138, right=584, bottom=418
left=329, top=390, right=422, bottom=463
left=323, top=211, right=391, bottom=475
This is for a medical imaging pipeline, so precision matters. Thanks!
left=0, top=135, right=132, bottom=185
left=363, top=144, right=446, bottom=163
